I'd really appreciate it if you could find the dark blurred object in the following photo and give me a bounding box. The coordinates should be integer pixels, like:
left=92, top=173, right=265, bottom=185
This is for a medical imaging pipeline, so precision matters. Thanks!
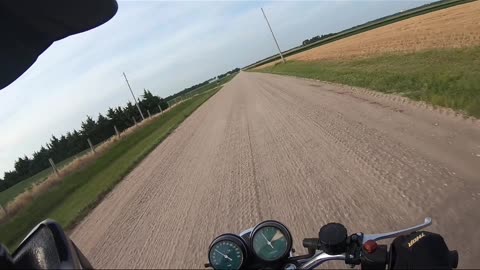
left=0, top=0, right=118, bottom=90
left=0, top=244, right=14, bottom=269
left=12, top=219, right=93, bottom=269
left=389, top=231, right=458, bottom=269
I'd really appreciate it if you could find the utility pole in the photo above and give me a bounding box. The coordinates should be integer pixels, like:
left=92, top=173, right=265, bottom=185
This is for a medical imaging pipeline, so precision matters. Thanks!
left=123, top=72, right=145, bottom=121
left=261, top=8, right=285, bottom=64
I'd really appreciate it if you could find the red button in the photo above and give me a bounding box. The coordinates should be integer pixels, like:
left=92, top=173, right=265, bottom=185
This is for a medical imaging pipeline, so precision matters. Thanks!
left=363, top=240, right=378, bottom=254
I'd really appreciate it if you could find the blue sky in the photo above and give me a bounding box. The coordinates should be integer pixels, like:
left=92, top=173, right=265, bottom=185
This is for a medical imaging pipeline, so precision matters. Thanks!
left=0, top=0, right=429, bottom=175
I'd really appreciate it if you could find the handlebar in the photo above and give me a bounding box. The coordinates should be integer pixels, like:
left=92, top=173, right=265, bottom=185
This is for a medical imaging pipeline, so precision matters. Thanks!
left=361, top=217, right=432, bottom=243
left=206, top=217, right=458, bottom=270
left=298, top=217, right=457, bottom=269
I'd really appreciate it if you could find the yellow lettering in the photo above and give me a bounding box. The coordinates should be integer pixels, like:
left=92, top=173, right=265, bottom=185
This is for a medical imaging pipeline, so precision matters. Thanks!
left=408, top=232, right=426, bottom=248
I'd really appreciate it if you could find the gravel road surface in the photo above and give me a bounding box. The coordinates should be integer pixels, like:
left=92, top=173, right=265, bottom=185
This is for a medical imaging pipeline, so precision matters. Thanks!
left=72, top=72, right=480, bottom=269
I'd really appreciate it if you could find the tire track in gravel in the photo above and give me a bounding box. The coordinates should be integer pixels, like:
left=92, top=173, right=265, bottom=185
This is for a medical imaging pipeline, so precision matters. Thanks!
left=72, top=72, right=480, bottom=269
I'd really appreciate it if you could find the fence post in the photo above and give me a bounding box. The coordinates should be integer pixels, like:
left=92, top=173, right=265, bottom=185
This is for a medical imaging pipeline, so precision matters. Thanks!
left=49, top=158, right=59, bottom=176
left=114, top=125, right=120, bottom=138
left=158, top=104, right=163, bottom=114
left=87, top=138, right=96, bottom=153
left=147, top=110, right=151, bottom=118
left=132, top=117, right=137, bottom=126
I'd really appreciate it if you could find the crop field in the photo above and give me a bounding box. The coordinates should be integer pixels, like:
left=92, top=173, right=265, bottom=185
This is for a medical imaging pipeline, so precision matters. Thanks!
left=256, top=1, right=480, bottom=117
left=256, top=0, right=480, bottom=68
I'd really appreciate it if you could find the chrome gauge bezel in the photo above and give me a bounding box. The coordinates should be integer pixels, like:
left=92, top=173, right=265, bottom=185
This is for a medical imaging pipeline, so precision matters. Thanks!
left=208, top=233, right=248, bottom=270
left=250, top=220, right=293, bottom=262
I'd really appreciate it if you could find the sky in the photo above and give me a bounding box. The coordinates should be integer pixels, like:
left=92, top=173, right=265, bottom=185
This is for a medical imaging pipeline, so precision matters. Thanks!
left=0, top=0, right=430, bottom=175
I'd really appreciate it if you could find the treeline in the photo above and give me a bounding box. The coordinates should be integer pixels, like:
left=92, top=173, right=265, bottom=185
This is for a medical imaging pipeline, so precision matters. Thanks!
left=347, top=0, right=450, bottom=32
left=0, top=90, right=167, bottom=192
left=0, top=68, right=240, bottom=192
left=165, top=68, right=240, bottom=101
left=218, top=68, right=240, bottom=79
left=301, top=1, right=453, bottom=47
left=302, top=33, right=337, bottom=46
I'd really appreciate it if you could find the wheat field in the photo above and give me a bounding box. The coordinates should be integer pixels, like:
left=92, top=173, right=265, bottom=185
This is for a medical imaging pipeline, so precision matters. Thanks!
left=258, top=1, right=480, bottom=67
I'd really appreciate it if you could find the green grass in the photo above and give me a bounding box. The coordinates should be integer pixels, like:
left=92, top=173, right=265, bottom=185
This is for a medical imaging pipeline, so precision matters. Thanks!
left=258, top=47, right=480, bottom=117
left=0, top=88, right=221, bottom=250
left=192, top=74, right=236, bottom=95
left=245, top=0, right=473, bottom=69
left=0, top=148, right=92, bottom=206
left=167, top=73, right=237, bottom=104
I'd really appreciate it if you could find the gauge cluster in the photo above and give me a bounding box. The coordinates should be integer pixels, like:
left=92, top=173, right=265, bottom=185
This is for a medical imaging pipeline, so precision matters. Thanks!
left=208, top=220, right=293, bottom=270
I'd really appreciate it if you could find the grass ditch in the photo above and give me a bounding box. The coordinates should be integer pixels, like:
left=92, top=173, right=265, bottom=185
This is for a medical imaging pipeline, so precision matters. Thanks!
left=257, top=47, right=480, bottom=117
left=0, top=88, right=221, bottom=250
left=0, top=148, right=92, bottom=206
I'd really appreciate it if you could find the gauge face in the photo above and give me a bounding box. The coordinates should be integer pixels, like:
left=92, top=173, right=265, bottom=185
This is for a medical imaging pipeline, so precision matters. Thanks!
left=252, top=225, right=290, bottom=261
left=209, top=240, right=244, bottom=270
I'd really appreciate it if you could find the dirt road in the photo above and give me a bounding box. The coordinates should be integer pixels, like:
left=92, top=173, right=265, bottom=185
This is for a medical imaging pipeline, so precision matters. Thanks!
left=72, top=72, right=480, bottom=269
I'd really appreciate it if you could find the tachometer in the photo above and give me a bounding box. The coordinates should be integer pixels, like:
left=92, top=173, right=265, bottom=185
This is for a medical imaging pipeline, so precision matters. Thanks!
left=208, top=234, right=247, bottom=270
left=251, top=220, right=292, bottom=262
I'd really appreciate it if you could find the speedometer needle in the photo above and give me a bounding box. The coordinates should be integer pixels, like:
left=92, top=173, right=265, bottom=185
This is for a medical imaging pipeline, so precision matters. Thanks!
left=215, top=250, right=233, bottom=261
left=261, top=232, right=274, bottom=249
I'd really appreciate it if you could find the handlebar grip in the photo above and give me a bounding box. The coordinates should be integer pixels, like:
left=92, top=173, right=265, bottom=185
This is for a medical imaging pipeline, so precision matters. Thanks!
left=449, top=250, right=458, bottom=269
left=302, top=238, right=319, bottom=250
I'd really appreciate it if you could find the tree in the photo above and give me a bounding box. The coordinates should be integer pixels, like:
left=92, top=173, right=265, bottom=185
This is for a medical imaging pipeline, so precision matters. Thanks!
left=0, top=180, right=7, bottom=192
left=30, top=146, right=50, bottom=174
left=3, top=170, right=20, bottom=187
left=0, top=78, right=198, bottom=191
left=14, top=156, right=31, bottom=179
left=98, top=114, right=113, bottom=138
left=124, top=102, right=138, bottom=125
left=302, top=33, right=336, bottom=46
left=66, top=130, right=87, bottom=155
left=139, top=89, right=162, bottom=115
left=81, top=115, right=97, bottom=143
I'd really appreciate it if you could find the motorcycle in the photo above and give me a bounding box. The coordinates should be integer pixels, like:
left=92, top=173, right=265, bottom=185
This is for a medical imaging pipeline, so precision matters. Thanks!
left=205, top=217, right=458, bottom=270
left=1, top=217, right=458, bottom=269
left=0, top=220, right=93, bottom=269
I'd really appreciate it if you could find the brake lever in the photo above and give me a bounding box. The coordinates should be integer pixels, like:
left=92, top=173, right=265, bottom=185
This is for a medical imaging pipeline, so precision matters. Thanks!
left=360, top=217, right=432, bottom=244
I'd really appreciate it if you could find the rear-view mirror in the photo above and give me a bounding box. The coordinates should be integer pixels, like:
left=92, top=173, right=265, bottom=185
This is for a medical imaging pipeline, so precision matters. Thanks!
left=12, top=220, right=92, bottom=269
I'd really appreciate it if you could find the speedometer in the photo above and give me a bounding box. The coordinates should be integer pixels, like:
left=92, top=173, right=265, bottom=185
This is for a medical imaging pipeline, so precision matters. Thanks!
left=251, top=220, right=292, bottom=262
left=208, top=234, right=247, bottom=270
